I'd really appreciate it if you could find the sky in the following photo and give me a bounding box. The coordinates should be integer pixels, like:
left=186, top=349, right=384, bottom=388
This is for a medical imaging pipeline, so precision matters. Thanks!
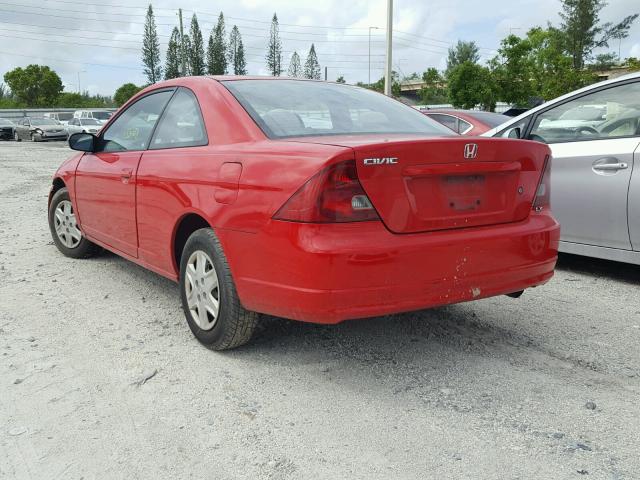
left=0, top=0, right=639, bottom=96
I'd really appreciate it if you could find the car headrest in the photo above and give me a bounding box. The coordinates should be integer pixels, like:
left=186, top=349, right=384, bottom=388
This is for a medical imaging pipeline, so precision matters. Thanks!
left=262, top=109, right=305, bottom=136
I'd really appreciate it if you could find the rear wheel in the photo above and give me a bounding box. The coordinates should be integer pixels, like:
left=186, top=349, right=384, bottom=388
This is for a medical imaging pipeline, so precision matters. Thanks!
left=179, top=228, right=259, bottom=350
left=48, top=187, right=101, bottom=259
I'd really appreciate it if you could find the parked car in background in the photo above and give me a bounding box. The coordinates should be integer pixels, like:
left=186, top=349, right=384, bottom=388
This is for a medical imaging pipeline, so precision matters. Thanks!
left=65, top=118, right=102, bottom=137
left=49, top=77, right=558, bottom=350
left=0, top=118, right=16, bottom=140
left=423, top=109, right=510, bottom=135
left=484, top=71, right=640, bottom=265
left=73, top=110, right=113, bottom=125
left=14, top=117, right=67, bottom=142
left=44, top=112, right=74, bottom=126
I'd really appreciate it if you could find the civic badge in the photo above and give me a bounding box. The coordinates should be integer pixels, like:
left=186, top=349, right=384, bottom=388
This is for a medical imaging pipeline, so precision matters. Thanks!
left=464, top=143, right=478, bottom=159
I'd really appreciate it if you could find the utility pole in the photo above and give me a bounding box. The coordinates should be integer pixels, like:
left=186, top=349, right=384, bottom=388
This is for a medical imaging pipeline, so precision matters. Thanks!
left=384, top=0, right=393, bottom=96
left=178, top=9, right=186, bottom=76
left=368, top=26, right=379, bottom=86
left=77, top=70, right=86, bottom=94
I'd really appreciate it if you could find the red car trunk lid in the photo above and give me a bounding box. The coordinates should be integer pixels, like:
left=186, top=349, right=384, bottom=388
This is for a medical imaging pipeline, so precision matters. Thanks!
left=350, top=137, right=550, bottom=233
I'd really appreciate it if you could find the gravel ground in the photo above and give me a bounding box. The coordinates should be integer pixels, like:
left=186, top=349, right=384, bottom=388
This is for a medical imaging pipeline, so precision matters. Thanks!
left=1, top=141, right=639, bottom=480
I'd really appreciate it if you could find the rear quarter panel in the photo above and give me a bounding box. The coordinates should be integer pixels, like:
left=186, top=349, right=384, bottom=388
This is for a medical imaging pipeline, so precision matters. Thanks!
left=135, top=80, right=352, bottom=276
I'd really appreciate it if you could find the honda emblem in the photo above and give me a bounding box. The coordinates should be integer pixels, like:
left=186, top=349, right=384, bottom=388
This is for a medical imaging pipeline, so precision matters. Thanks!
left=464, top=143, right=478, bottom=159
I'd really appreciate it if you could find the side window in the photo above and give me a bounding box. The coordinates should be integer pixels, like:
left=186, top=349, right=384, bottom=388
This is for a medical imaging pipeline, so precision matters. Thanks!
left=98, top=90, right=173, bottom=152
left=458, top=119, right=472, bottom=134
left=149, top=88, right=208, bottom=149
left=529, top=81, right=640, bottom=144
left=496, top=118, right=529, bottom=138
left=428, top=114, right=457, bottom=132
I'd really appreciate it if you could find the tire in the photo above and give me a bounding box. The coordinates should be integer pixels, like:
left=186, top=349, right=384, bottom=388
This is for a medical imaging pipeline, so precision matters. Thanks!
left=179, top=228, right=259, bottom=350
left=48, top=187, right=101, bottom=259
left=14, top=131, right=20, bottom=142
left=30, top=133, right=37, bottom=142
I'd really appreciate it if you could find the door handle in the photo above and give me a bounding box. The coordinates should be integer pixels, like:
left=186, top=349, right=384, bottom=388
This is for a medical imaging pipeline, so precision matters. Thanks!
left=592, top=162, right=628, bottom=171
left=121, top=168, right=133, bottom=183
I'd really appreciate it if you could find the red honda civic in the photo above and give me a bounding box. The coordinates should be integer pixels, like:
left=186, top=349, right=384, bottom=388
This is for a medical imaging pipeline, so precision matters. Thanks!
left=48, top=77, right=559, bottom=350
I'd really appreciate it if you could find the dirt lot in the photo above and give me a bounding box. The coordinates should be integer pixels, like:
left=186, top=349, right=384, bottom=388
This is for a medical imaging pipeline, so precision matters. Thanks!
left=1, top=141, right=639, bottom=480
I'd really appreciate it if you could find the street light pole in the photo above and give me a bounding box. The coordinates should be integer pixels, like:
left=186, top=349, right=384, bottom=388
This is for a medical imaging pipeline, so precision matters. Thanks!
left=77, top=70, right=86, bottom=93
left=384, top=0, right=393, bottom=96
left=368, top=26, right=379, bottom=86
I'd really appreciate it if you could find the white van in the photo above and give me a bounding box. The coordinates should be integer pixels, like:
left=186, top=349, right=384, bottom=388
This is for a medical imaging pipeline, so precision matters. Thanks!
left=43, top=112, right=74, bottom=126
left=72, top=110, right=113, bottom=125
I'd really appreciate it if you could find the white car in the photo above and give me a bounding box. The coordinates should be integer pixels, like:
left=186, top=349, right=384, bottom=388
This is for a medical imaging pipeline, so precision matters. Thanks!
left=484, top=72, right=640, bottom=265
left=66, top=118, right=102, bottom=137
left=73, top=110, right=113, bottom=125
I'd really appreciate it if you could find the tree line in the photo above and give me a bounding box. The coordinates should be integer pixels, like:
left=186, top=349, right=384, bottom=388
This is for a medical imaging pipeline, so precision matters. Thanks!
left=413, top=0, right=638, bottom=110
left=143, top=8, right=323, bottom=83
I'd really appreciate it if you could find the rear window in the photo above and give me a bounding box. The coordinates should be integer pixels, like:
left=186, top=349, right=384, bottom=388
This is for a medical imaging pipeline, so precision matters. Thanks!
left=222, top=80, right=453, bottom=139
left=470, top=111, right=510, bottom=128
left=57, top=113, right=73, bottom=121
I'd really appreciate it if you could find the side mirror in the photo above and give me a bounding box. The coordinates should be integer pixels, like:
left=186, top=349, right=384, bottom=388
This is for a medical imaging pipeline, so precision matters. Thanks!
left=68, top=132, right=96, bottom=152
left=507, top=127, right=521, bottom=139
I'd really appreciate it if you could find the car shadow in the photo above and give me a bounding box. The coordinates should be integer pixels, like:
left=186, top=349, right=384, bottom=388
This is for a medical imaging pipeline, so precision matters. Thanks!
left=88, top=247, right=587, bottom=376
left=556, top=252, right=640, bottom=285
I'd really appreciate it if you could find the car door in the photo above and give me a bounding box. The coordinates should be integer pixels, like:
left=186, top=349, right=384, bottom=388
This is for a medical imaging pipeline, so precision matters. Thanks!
left=630, top=143, right=640, bottom=251
left=74, top=89, right=174, bottom=257
left=135, top=87, right=210, bottom=275
left=18, top=118, right=30, bottom=139
left=526, top=80, right=640, bottom=250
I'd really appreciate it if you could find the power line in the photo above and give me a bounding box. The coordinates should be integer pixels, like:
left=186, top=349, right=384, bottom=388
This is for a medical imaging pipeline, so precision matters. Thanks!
left=0, top=33, right=384, bottom=69
left=0, top=32, right=141, bottom=51
left=0, top=49, right=141, bottom=69
left=0, top=23, right=385, bottom=60
left=5, top=1, right=495, bottom=51
left=28, top=0, right=374, bottom=30
left=0, top=7, right=387, bottom=44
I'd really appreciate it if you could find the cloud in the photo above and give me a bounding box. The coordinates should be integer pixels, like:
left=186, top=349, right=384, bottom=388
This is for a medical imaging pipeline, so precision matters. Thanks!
left=1, top=0, right=638, bottom=95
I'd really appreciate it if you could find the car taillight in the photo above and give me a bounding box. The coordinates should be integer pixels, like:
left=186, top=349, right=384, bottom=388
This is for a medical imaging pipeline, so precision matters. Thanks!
left=274, top=160, right=380, bottom=223
left=532, top=155, right=551, bottom=211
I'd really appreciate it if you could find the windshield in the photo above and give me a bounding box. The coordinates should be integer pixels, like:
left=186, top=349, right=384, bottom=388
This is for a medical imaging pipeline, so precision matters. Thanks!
left=92, top=111, right=111, bottom=120
left=31, top=118, right=60, bottom=126
left=57, top=113, right=73, bottom=121
left=0, top=118, right=14, bottom=126
left=222, top=80, right=453, bottom=139
left=80, top=118, right=101, bottom=126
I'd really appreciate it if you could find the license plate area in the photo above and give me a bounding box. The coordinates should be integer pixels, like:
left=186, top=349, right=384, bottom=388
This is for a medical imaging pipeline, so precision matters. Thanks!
left=404, top=168, right=520, bottom=231
left=444, top=174, right=485, bottom=212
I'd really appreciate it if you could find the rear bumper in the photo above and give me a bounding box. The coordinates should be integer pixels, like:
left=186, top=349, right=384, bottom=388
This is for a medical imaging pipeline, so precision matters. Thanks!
left=218, top=211, right=560, bottom=324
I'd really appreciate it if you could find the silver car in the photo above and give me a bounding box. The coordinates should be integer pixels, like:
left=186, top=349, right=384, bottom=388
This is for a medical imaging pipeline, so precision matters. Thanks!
left=65, top=117, right=102, bottom=137
left=484, top=72, right=640, bottom=265
left=13, top=117, right=67, bottom=142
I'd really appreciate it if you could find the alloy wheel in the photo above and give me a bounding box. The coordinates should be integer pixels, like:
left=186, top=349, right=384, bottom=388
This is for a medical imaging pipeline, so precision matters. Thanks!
left=184, top=250, right=220, bottom=331
left=54, top=200, right=82, bottom=249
